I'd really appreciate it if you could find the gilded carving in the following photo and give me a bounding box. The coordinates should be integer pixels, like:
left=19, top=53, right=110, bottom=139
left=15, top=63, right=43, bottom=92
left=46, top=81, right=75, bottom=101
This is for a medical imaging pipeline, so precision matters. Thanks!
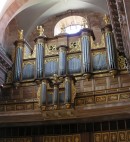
left=103, top=14, right=111, bottom=25
left=18, top=29, right=24, bottom=40
left=94, top=133, right=101, bottom=142
left=92, top=50, right=106, bottom=56
left=76, top=99, right=85, bottom=106
left=24, top=45, right=36, bottom=59
left=43, top=134, right=80, bottom=142
left=45, top=43, right=58, bottom=56
left=119, top=131, right=126, bottom=142
left=127, top=131, right=130, bottom=142
left=67, top=54, right=81, bottom=61
left=110, top=132, right=117, bottom=142
left=26, top=104, right=33, bottom=110
left=0, top=138, right=31, bottom=142
left=23, top=61, right=35, bottom=66
left=69, top=38, right=81, bottom=52
left=95, top=96, right=107, bottom=103
left=120, top=93, right=130, bottom=100
left=6, top=105, right=15, bottom=111
left=117, top=52, right=127, bottom=70
left=102, top=132, right=109, bottom=142
left=37, top=25, right=44, bottom=36
left=74, top=135, right=80, bottom=142
left=45, top=57, right=58, bottom=64
left=91, top=34, right=105, bottom=49
left=85, top=97, right=94, bottom=104
left=108, top=94, right=119, bottom=102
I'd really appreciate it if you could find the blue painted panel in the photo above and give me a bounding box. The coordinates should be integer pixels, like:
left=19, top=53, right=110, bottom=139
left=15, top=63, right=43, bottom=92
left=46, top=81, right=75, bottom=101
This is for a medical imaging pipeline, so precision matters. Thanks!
left=68, top=58, right=81, bottom=74
left=22, top=64, right=34, bottom=80
left=45, top=61, right=58, bottom=77
left=92, top=53, right=107, bottom=71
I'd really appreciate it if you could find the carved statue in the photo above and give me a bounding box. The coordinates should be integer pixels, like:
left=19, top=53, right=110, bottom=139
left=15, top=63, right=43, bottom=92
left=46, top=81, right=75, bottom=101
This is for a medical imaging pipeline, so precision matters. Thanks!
left=18, top=29, right=24, bottom=40
left=103, top=14, right=110, bottom=25
left=37, top=25, right=44, bottom=36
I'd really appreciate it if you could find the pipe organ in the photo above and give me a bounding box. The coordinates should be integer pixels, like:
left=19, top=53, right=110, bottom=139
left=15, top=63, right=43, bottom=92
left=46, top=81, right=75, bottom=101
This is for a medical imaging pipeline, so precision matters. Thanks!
left=6, top=16, right=127, bottom=115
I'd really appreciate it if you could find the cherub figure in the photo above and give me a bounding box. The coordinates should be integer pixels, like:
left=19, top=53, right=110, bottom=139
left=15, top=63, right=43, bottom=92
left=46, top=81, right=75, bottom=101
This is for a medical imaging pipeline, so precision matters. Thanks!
left=18, top=29, right=24, bottom=40
left=37, top=25, right=44, bottom=36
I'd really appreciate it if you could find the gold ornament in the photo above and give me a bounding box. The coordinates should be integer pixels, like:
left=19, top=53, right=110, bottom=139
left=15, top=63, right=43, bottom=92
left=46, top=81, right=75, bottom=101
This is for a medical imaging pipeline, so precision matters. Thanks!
left=18, top=29, right=24, bottom=40
left=37, top=25, right=44, bottom=36
left=103, top=14, right=110, bottom=25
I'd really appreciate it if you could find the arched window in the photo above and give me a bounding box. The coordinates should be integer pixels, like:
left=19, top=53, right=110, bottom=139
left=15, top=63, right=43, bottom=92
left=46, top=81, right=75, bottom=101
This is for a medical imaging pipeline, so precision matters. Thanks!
left=54, top=16, right=88, bottom=36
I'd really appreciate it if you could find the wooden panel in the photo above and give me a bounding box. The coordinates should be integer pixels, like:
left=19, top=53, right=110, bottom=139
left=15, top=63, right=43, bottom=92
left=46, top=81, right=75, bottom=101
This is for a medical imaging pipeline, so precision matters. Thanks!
left=83, top=79, right=93, bottom=92
left=109, top=76, right=119, bottom=89
left=94, top=78, right=106, bottom=91
left=23, top=86, right=35, bottom=99
left=75, top=81, right=82, bottom=93
left=12, top=88, right=22, bottom=99
left=121, top=75, right=130, bottom=87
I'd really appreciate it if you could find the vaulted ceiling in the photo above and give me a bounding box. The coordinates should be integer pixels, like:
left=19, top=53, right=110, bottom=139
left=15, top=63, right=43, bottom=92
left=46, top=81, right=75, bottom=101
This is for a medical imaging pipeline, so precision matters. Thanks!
left=0, top=0, right=108, bottom=54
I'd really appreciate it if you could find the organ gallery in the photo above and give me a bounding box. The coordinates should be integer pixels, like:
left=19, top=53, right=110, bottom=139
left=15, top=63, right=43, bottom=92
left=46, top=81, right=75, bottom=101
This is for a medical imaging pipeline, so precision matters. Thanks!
left=0, top=0, right=130, bottom=142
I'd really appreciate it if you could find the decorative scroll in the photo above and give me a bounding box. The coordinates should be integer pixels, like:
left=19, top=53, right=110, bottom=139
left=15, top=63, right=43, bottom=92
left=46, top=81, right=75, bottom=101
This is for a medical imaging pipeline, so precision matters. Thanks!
left=22, top=61, right=35, bottom=80
left=67, top=54, right=81, bottom=74
left=45, top=57, right=58, bottom=77
left=92, top=51, right=107, bottom=71
left=69, top=38, right=81, bottom=52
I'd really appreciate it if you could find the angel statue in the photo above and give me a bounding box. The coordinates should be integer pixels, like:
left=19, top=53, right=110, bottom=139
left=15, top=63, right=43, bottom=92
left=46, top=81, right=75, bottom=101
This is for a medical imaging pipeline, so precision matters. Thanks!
left=37, top=25, right=44, bottom=36
left=103, top=14, right=110, bottom=25
left=18, top=29, right=24, bottom=40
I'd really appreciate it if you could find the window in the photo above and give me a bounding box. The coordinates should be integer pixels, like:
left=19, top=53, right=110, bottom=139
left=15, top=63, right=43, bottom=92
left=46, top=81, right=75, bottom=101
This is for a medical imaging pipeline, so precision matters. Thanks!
left=65, top=24, right=82, bottom=34
left=54, top=16, right=88, bottom=36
